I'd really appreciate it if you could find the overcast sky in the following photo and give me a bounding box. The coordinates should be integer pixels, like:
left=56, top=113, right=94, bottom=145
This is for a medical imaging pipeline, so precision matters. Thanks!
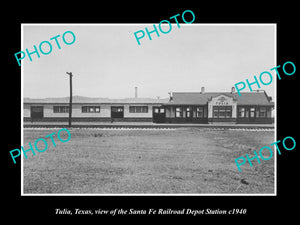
left=22, top=24, right=275, bottom=99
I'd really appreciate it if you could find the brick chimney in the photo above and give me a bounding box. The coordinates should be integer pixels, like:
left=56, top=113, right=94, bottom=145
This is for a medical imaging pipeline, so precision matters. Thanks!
left=201, top=87, right=205, bottom=94
left=135, top=87, right=138, bottom=98
left=168, top=92, right=173, bottom=102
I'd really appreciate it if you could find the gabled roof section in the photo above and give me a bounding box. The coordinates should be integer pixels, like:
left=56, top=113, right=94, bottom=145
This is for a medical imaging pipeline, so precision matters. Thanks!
left=167, top=91, right=274, bottom=106
left=234, top=92, right=273, bottom=105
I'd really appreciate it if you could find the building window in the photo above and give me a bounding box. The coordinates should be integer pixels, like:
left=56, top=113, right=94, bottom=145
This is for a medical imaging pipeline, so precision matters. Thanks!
left=219, top=106, right=226, bottom=118
left=175, top=107, right=182, bottom=118
left=250, top=107, right=256, bottom=117
left=112, top=107, right=123, bottom=112
left=213, top=106, right=219, bottom=118
left=213, top=106, right=232, bottom=118
left=238, top=107, right=245, bottom=118
left=196, top=107, right=204, bottom=118
left=53, top=106, right=69, bottom=113
left=129, top=106, right=148, bottom=113
left=82, top=106, right=100, bottom=113
left=186, top=107, right=191, bottom=118
left=153, top=107, right=164, bottom=114
left=259, top=107, right=267, bottom=117
left=226, top=107, right=232, bottom=118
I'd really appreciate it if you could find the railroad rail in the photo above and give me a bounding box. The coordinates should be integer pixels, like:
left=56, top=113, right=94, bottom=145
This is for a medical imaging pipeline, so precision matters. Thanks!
left=23, top=123, right=274, bottom=131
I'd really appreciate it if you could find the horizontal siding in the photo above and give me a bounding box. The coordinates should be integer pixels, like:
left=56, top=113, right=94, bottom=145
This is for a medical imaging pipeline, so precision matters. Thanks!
left=24, top=117, right=152, bottom=122
left=208, top=118, right=237, bottom=123
left=44, top=104, right=110, bottom=118
left=23, top=103, right=160, bottom=119
left=124, top=105, right=153, bottom=118
left=23, top=104, right=31, bottom=117
left=23, top=103, right=274, bottom=124
left=165, top=118, right=208, bottom=124
left=236, top=118, right=274, bottom=124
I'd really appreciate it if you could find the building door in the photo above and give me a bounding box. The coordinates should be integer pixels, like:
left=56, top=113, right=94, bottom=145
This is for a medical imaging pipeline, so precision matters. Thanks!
left=111, top=106, right=124, bottom=118
left=212, top=106, right=232, bottom=120
left=31, top=106, right=44, bottom=120
left=153, top=106, right=166, bottom=123
left=185, top=106, right=193, bottom=122
left=249, top=107, right=256, bottom=122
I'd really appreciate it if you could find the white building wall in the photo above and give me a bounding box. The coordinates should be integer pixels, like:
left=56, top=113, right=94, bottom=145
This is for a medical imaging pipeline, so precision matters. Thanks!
left=124, top=105, right=153, bottom=118
left=24, top=103, right=163, bottom=118
left=23, top=104, right=31, bottom=117
left=24, top=103, right=111, bottom=118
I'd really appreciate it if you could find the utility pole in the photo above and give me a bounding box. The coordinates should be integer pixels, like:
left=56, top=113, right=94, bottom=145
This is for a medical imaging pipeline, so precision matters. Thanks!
left=66, top=72, right=73, bottom=127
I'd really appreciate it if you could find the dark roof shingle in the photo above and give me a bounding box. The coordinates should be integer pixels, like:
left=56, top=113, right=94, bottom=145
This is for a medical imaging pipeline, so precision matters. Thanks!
left=23, top=96, right=169, bottom=104
left=166, top=91, right=274, bottom=106
left=23, top=92, right=274, bottom=106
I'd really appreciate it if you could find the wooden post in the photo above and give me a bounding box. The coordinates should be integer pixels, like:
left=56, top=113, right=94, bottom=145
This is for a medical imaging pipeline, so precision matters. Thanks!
left=66, top=72, right=73, bottom=127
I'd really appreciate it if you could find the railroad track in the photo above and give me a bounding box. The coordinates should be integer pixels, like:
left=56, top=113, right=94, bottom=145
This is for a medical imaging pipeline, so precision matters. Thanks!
left=23, top=124, right=274, bottom=131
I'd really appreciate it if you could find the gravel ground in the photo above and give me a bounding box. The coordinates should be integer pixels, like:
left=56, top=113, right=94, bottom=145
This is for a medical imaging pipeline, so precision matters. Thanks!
left=22, top=128, right=275, bottom=194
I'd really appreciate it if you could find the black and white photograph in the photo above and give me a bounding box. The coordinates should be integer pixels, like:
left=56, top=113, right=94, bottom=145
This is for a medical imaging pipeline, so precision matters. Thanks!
left=21, top=24, right=276, bottom=195
left=4, top=5, right=298, bottom=221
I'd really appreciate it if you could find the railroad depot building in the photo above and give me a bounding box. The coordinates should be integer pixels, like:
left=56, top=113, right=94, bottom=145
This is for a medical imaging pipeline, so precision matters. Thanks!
left=164, top=87, right=274, bottom=124
left=23, top=87, right=274, bottom=124
left=23, top=97, right=167, bottom=123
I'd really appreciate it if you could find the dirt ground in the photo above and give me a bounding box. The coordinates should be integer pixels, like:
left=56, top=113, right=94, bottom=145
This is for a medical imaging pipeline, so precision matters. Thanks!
left=22, top=128, right=275, bottom=194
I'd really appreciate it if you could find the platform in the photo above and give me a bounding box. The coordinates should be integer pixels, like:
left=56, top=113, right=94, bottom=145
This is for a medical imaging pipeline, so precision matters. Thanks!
left=23, top=121, right=275, bottom=129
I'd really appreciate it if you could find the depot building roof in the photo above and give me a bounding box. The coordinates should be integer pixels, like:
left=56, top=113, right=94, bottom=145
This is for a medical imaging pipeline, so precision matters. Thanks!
left=166, top=91, right=274, bottom=106
left=23, top=91, right=274, bottom=106
left=23, top=96, right=169, bottom=104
